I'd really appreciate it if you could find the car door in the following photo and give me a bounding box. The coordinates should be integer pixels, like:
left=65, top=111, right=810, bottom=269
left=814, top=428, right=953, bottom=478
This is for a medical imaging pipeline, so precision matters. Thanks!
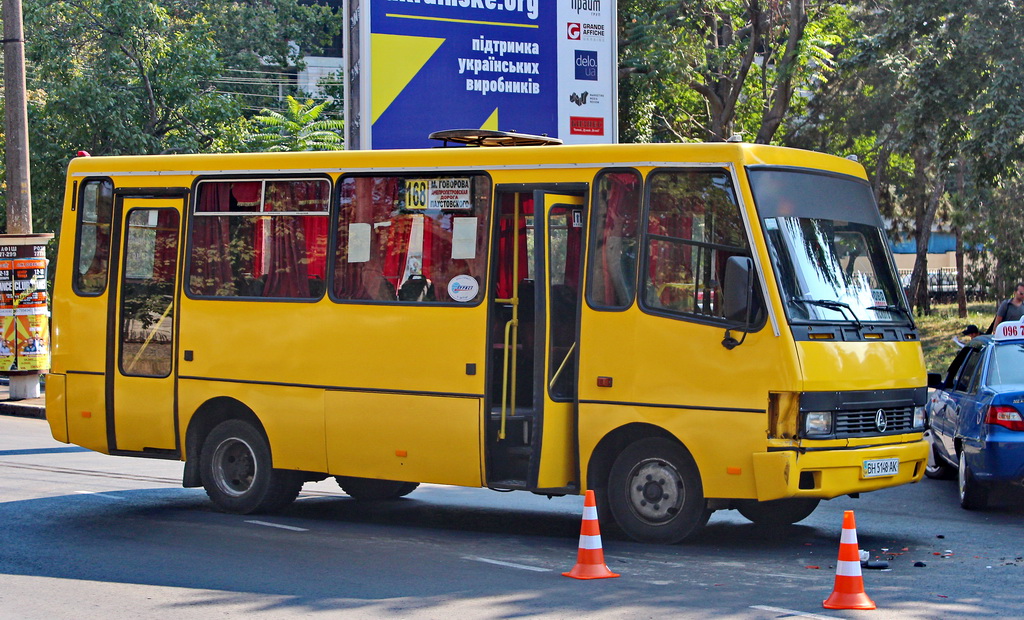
left=944, top=348, right=984, bottom=455
left=930, top=347, right=971, bottom=461
left=954, top=346, right=990, bottom=446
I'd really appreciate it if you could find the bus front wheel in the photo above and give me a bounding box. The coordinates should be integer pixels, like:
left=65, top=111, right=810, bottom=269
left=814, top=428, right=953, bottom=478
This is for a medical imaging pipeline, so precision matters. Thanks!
left=200, top=420, right=303, bottom=514
left=336, top=476, right=419, bottom=500
left=606, top=438, right=711, bottom=543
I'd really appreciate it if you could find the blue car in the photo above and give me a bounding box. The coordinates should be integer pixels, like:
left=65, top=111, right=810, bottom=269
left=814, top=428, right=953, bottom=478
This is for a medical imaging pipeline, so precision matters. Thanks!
left=925, top=319, right=1024, bottom=509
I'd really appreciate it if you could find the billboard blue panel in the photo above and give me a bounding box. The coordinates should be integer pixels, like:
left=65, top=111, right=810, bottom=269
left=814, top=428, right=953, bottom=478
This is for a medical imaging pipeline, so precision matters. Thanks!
left=366, top=1, right=566, bottom=149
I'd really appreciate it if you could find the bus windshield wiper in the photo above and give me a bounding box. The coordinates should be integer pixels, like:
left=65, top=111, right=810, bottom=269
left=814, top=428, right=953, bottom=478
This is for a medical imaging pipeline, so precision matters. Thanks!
left=866, top=304, right=915, bottom=327
left=791, top=298, right=862, bottom=329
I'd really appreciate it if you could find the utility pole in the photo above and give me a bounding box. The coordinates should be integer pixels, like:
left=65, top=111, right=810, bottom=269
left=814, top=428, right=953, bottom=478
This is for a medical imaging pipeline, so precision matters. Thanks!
left=3, top=0, right=51, bottom=401
left=4, top=0, right=33, bottom=235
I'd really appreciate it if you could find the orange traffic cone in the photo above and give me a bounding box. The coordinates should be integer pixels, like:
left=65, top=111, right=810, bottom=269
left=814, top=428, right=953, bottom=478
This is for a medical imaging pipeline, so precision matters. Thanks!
left=563, top=490, right=620, bottom=580
left=823, top=510, right=876, bottom=610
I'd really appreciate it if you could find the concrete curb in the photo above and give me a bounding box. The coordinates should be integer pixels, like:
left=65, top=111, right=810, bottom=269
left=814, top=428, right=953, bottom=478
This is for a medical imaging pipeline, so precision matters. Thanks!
left=0, top=382, right=46, bottom=419
left=0, top=399, right=45, bottom=419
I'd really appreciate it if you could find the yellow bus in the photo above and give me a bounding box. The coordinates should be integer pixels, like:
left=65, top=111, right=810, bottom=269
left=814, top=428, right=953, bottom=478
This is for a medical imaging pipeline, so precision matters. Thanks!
left=46, top=131, right=929, bottom=543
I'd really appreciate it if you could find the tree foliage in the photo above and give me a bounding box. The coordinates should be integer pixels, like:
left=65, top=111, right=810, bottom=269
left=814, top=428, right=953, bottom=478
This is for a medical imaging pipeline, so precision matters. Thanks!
left=619, top=0, right=846, bottom=144
left=13, top=0, right=341, bottom=235
left=245, top=96, right=344, bottom=151
left=789, top=0, right=1024, bottom=310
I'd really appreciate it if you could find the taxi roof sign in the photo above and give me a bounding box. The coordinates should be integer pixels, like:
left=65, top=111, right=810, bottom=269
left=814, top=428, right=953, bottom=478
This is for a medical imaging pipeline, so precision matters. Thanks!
left=993, top=317, right=1024, bottom=341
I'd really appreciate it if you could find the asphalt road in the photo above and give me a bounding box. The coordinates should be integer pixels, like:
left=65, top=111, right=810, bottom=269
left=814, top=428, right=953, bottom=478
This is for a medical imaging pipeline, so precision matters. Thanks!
left=1, top=414, right=1022, bottom=619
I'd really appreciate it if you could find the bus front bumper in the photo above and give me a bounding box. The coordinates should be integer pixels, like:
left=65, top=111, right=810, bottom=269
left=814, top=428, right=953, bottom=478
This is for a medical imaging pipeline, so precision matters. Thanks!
left=751, top=437, right=928, bottom=501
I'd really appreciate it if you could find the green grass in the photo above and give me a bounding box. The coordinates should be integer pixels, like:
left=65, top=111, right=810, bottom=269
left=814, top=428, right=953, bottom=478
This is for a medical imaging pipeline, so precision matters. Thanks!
left=915, top=302, right=995, bottom=374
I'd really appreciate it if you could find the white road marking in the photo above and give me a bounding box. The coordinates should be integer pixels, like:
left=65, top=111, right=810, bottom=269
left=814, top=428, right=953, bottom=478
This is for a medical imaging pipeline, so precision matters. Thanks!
left=760, top=572, right=819, bottom=581
left=75, top=491, right=127, bottom=500
left=463, top=556, right=552, bottom=572
left=245, top=520, right=309, bottom=532
left=750, top=605, right=836, bottom=619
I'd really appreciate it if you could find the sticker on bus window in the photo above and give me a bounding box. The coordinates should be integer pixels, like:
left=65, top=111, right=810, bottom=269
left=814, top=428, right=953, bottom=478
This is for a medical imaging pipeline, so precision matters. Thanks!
left=347, top=223, right=371, bottom=263
left=404, top=178, right=472, bottom=211
left=451, top=217, right=478, bottom=260
left=448, top=275, right=479, bottom=302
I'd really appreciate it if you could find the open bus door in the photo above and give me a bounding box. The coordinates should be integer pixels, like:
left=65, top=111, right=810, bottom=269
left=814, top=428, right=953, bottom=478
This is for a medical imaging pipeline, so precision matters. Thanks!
left=106, top=191, right=185, bottom=455
left=487, top=189, right=585, bottom=491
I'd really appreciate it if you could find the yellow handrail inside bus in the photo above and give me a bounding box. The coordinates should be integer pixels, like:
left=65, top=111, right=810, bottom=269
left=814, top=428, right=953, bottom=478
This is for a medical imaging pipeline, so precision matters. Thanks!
left=496, top=194, right=522, bottom=441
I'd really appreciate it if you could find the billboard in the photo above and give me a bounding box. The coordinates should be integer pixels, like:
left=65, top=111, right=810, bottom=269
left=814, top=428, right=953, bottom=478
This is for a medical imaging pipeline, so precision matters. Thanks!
left=351, top=0, right=616, bottom=149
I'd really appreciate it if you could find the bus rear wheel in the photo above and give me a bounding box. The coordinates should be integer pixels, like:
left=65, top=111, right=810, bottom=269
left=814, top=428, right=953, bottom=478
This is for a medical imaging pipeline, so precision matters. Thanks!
left=200, top=420, right=303, bottom=514
left=336, top=476, right=419, bottom=501
left=606, top=438, right=710, bottom=544
left=734, top=497, right=820, bottom=526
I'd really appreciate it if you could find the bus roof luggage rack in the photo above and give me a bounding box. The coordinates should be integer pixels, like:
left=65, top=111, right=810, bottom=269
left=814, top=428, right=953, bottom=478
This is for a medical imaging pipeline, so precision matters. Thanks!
left=429, top=129, right=563, bottom=147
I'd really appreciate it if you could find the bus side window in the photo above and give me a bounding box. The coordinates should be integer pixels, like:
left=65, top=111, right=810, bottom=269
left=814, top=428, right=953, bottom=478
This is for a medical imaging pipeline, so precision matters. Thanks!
left=188, top=178, right=330, bottom=299
left=586, top=169, right=642, bottom=310
left=332, top=174, right=491, bottom=304
left=73, top=179, right=115, bottom=296
left=641, top=169, right=755, bottom=324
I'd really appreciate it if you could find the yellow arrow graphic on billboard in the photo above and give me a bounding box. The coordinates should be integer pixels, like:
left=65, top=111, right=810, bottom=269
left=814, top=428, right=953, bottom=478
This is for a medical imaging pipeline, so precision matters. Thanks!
left=481, top=108, right=499, bottom=130
left=371, top=34, right=446, bottom=125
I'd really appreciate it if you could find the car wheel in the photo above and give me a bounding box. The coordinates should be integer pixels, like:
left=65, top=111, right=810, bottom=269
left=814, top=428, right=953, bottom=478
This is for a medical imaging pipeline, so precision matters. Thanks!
left=734, top=497, right=821, bottom=526
left=958, top=451, right=988, bottom=510
left=606, top=438, right=711, bottom=543
left=200, top=420, right=303, bottom=514
left=336, top=476, right=419, bottom=500
left=925, top=441, right=956, bottom=480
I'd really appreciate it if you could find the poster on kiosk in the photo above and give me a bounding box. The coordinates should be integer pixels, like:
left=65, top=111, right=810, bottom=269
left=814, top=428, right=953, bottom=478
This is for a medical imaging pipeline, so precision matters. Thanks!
left=0, top=241, right=50, bottom=373
left=359, top=0, right=617, bottom=149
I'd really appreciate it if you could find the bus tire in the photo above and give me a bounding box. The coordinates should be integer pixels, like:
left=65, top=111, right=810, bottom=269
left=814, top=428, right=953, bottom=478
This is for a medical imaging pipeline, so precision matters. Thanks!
left=607, top=438, right=710, bottom=543
left=200, top=420, right=303, bottom=514
left=734, top=497, right=820, bottom=526
left=336, top=476, right=419, bottom=501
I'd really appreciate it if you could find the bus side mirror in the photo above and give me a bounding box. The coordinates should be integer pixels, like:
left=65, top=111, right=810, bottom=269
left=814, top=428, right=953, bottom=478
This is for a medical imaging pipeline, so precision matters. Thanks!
left=722, top=256, right=755, bottom=350
left=723, top=256, right=754, bottom=323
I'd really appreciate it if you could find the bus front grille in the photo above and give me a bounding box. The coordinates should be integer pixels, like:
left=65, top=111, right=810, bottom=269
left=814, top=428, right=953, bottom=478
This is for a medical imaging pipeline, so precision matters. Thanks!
left=834, top=406, right=916, bottom=437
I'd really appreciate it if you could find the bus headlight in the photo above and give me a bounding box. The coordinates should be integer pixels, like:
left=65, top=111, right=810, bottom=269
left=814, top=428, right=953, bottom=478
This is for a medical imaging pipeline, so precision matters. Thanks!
left=913, top=405, right=927, bottom=429
left=804, top=411, right=833, bottom=436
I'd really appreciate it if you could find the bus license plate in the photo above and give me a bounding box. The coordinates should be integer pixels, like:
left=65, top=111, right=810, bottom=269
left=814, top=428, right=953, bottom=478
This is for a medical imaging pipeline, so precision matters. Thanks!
left=862, top=458, right=900, bottom=478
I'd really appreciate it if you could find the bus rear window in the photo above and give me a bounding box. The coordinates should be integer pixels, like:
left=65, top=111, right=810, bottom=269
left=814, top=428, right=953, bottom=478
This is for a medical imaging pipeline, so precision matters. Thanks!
left=73, top=179, right=114, bottom=296
left=332, top=174, right=491, bottom=304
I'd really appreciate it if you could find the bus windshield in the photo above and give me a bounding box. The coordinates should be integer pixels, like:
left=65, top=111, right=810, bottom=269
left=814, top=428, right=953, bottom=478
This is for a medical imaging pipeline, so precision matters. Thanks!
left=749, top=168, right=908, bottom=325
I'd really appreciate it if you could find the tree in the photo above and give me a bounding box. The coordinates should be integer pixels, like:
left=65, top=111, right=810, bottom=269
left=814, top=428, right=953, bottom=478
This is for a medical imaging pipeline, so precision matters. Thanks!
left=619, top=0, right=846, bottom=144
left=245, top=96, right=343, bottom=151
left=789, top=0, right=1024, bottom=312
left=14, top=0, right=342, bottom=236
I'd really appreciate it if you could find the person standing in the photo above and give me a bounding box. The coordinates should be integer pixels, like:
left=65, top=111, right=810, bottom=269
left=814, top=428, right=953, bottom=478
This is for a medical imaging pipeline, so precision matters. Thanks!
left=953, top=324, right=979, bottom=348
left=993, top=283, right=1024, bottom=329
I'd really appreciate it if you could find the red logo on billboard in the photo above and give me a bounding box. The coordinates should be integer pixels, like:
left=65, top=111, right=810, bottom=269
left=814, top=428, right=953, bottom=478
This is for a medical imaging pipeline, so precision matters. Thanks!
left=570, top=116, right=604, bottom=135
left=567, top=23, right=581, bottom=40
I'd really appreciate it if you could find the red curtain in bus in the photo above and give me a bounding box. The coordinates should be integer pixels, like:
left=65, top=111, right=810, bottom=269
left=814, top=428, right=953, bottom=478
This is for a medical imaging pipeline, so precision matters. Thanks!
left=334, top=177, right=402, bottom=300
left=152, top=210, right=180, bottom=282
left=564, top=212, right=582, bottom=290
left=190, top=183, right=235, bottom=296
left=496, top=194, right=533, bottom=299
left=261, top=181, right=329, bottom=297
left=593, top=172, right=641, bottom=306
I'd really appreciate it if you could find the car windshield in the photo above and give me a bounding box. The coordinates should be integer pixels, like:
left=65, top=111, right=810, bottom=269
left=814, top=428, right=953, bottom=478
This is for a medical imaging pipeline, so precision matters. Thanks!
left=987, top=343, right=1024, bottom=386
left=749, top=168, right=909, bottom=325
